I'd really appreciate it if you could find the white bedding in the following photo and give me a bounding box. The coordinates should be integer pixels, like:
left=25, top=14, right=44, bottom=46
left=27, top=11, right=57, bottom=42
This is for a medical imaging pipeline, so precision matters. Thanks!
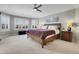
left=45, top=26, right=59, bottom=39
left=45, top=34, right=55, bottom=39
left=48, top=26, right=59, bottom=34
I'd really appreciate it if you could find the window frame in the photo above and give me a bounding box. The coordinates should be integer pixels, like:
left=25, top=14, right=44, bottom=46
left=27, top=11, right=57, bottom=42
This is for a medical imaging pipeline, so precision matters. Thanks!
left=14, top=17, right=29, bottom=30
left=0, top=13, right=10, bottom=32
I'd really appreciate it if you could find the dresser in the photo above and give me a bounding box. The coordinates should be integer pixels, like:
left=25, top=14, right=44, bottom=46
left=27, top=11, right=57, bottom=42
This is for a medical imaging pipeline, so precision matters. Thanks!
left=61, top=31, right=72, bottom=42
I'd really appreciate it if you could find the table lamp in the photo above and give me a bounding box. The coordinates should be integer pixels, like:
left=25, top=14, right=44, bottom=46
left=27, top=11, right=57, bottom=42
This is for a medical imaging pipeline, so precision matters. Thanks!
left=67, top=20, right=73, bottom=31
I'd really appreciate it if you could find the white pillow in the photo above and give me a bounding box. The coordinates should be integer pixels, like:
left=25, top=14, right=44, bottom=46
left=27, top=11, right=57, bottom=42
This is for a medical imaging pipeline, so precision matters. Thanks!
left=48, top=26, right=57, bottom=30
left=48, top=26, right=59, bottom=34
left=55, top=29, right=59, bottom=34
left=40, top=26, right=47, bottom=29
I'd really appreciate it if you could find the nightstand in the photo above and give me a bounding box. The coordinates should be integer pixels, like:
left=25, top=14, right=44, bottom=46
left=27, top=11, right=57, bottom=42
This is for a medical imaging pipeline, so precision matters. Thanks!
left=61, top=31, right=72, bottom=42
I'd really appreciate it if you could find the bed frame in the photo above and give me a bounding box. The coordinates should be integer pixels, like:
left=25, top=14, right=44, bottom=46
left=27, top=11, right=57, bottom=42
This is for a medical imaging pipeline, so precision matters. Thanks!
left=27, top=23, right=61, bottom=48
left=44, top=23, right=62, bottom=39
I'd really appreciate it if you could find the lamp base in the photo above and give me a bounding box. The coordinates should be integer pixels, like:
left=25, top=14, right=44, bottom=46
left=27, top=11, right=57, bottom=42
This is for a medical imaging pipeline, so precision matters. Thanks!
left=67, top=27, right=71, bottom=32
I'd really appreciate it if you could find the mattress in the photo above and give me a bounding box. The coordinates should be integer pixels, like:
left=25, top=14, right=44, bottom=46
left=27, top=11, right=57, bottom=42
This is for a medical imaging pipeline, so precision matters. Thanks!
left=28, top=29, right=55, bottom=40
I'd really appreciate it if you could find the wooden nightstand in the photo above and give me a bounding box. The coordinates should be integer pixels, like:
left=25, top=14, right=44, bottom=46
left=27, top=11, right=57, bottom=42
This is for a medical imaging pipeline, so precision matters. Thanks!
left=61, top=31, right=72, bottom=42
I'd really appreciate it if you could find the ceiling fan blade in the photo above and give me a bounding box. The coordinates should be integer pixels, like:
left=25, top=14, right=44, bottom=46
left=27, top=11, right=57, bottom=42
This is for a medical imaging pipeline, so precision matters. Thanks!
left=33, top=4, right=42, bottom=12
left=37, top=8, right=42, bottom=12
left=37, top=4, right=42, bottom=8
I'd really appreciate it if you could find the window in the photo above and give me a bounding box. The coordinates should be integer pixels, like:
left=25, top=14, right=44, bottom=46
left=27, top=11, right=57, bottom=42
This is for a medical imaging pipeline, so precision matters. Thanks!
left=14, top=17, right=29, bottom=30
left=31, top=19, right=39, bottom=28
left=0, top=14, right=10, bottom=31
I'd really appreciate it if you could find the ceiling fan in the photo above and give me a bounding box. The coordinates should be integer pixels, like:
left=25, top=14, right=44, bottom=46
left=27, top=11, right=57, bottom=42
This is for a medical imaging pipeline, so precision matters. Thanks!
left=33, top=4, right=42, bottom=12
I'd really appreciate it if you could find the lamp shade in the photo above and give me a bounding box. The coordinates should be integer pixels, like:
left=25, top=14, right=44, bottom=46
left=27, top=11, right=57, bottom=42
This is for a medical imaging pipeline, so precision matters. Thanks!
left=67, top=20, right=73, bottom=27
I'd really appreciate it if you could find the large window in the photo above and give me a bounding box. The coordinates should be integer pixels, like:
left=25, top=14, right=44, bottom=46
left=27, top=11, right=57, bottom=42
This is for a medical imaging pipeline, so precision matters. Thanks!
left=14, top=17, right=29, bottom=30
left=0, top=14, right=10, bottom=31
left=31, top=19, right=39, bottom=28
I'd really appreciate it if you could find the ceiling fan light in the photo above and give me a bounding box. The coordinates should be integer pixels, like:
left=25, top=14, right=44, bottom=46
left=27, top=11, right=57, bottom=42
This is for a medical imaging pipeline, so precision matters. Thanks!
left=33, top=8, right=37, bottom=11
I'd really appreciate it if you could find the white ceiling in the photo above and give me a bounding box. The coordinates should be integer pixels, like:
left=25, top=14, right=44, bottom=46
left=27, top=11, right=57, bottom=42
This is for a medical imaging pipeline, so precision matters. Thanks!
left=0, top=4, right=79, bottom=18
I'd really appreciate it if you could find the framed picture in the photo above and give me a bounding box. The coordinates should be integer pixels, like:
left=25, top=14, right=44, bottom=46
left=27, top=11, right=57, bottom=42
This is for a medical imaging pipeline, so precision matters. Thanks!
left=6, top=24, right=8, bottom=29
left=2, top=24, right=5, bottom=29
left=23, top=26, right=25, bottom=29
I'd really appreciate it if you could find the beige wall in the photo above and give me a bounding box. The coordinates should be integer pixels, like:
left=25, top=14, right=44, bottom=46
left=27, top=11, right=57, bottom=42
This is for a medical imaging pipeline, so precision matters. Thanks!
left=39, top=9, right=76, bottom=29
left=72, top=7, right=79, bottom=43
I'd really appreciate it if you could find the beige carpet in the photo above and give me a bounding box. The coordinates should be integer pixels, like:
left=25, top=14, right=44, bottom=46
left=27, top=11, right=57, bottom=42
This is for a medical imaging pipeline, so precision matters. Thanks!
left=0, top=35, right=79, bottom=54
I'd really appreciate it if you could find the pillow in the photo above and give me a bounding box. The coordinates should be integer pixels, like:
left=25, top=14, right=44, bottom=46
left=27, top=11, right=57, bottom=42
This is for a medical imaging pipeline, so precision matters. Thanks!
left=48, top=26, right=57, bottom=30
left=55, top=29, right=59, bottom=34
left=40, top=26, right=47, bottom=29
left=48, top=26, right=59, bottom=34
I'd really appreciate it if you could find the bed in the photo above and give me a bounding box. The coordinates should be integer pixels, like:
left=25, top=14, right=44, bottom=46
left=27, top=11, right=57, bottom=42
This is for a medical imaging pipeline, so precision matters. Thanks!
left=27, top=23, right=61, bottom=48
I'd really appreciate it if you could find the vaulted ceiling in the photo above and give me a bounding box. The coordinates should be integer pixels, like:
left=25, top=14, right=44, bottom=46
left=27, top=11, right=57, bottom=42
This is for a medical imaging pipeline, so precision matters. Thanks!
left=0, top=4, right=79, bottom=18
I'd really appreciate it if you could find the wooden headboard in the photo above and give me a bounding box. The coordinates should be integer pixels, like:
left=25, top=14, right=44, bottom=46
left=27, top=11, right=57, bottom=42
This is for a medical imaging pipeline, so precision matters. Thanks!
left=44, top=23, right=61, bottom=30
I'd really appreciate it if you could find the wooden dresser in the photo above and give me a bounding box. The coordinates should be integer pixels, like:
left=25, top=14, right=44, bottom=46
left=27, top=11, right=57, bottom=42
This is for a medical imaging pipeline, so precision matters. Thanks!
left=61, top=31, right=72, bottom=42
